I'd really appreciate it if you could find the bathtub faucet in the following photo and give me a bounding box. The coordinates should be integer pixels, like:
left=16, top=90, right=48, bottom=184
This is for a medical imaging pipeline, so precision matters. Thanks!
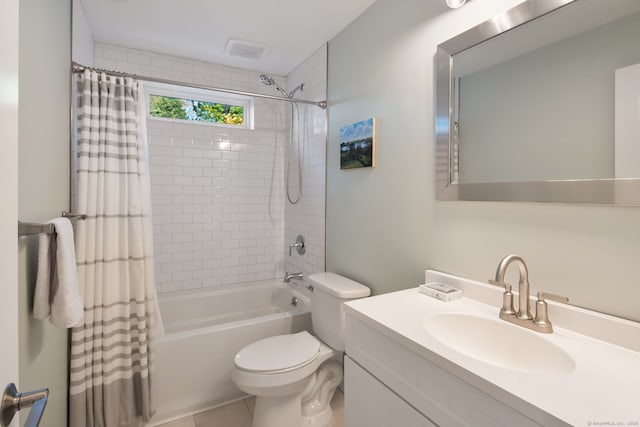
left=284, top=272, right=304, bottom=283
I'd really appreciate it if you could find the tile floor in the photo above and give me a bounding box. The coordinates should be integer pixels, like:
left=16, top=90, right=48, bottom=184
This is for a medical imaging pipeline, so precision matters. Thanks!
left=157, top=389, right=344, bottom=427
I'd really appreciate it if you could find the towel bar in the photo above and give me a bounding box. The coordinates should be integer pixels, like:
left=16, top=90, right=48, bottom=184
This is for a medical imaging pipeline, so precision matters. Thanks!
left=18, top=211, right=87, bottom=236
left=18, top=222, right=55, bottom=236
left=61, top=211, right=87, bottom=221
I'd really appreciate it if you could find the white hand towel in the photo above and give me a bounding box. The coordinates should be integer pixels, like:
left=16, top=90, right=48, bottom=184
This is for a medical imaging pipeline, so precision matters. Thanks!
left=33, top=218, right=84, bottom=328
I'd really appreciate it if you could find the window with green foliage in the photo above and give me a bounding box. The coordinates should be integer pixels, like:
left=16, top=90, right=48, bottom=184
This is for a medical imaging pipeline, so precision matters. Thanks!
left=145, top=82, right=253, bottom=129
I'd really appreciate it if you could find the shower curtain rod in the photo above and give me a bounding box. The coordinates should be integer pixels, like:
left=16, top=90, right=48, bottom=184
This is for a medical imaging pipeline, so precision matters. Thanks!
left=71, top=62, right=327, bottom=109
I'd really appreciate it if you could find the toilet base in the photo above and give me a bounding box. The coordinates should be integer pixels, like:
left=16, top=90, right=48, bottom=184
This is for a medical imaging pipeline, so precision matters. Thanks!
left=252, top=393, right=303, bottom=427
left=251, top=394, right=335, bottom=427
left=302, top=406, right=333, bottom=427
left=300, top=360, right=342, bottom=427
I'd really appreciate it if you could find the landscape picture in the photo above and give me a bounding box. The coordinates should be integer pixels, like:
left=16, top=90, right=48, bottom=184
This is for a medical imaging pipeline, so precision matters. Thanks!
left=340, top=118, right=376, bottom=169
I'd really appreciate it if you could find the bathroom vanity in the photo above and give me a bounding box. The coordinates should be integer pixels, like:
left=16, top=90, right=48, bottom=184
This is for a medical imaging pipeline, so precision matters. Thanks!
left=343, top=270, right=640, bottom=427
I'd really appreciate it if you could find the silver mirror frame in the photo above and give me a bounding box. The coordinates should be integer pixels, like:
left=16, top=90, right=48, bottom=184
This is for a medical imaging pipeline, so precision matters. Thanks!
left=435, top=0, right=640, bottom=205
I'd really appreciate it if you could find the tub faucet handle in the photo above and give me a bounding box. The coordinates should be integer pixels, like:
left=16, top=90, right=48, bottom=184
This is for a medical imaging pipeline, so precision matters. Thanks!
left=289, top=235, right=306, bottom=256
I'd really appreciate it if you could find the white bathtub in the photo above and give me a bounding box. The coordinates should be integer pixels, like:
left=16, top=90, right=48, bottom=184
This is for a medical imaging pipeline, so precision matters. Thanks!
left=150, top=279, right=312, bottom=424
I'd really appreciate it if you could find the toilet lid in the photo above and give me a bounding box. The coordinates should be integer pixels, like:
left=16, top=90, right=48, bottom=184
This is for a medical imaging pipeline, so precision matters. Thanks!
left=235, top=331, right=320, bottom=373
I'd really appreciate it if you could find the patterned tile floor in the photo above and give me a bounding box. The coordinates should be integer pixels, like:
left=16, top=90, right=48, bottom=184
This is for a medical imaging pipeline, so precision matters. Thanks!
left=157, top=389, right=344, bottom=427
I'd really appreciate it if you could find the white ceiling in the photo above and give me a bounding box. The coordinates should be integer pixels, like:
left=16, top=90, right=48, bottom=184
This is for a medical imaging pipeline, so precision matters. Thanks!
left=79, top=0, right=377, bottom=76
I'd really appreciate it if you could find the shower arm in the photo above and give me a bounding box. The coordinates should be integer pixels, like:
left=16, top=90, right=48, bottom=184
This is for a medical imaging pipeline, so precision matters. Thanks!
left=259, top=73, right=317, bottom=107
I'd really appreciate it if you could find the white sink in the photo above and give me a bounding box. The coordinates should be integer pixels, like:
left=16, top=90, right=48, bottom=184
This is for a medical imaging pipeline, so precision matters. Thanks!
left=345, top=271, right=640, bottom=425
left=423, top=313, right=576, bottom=374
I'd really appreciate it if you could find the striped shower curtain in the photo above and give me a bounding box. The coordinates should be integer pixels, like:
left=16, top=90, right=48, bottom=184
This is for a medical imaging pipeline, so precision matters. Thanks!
left=70, top=69, right=160, bottom=427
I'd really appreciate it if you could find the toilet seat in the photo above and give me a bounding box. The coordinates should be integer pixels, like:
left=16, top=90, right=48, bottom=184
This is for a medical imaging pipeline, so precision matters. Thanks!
left=232, top=335, right=336, bottom=395
left=235, top=331, right=321, bottom=374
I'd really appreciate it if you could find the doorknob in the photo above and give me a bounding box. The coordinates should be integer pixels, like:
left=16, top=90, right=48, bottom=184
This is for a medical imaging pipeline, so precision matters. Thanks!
left=1, top=383, right=49, bottom=427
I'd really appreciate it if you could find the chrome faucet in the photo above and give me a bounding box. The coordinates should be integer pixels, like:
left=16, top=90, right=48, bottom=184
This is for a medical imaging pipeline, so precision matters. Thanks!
left=284, top=272, right=303, bottom=283
left=489, top=255, right=568, bottom=333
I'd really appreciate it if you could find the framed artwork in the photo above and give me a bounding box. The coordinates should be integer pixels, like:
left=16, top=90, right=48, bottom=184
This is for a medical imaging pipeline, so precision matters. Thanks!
left=340, top=118, right=376, bottom=169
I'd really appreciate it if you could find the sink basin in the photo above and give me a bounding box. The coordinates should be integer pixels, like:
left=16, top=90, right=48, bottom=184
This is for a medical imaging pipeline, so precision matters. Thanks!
left=423, top=313, right=575, bottom=374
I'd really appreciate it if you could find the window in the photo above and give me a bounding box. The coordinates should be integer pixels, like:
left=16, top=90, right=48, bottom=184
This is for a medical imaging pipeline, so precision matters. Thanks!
left=144, top=81, right=254, bottom=129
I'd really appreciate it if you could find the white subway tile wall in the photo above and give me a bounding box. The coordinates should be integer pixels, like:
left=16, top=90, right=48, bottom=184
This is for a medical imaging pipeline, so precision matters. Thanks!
left=284, top=46, right=328, bottom=287
left=93, top=43, right=326, bottom=293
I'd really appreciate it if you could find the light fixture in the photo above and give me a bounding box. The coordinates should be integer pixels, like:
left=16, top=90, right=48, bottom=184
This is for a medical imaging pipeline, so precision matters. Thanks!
left=446, top=0, right=467, bottom=8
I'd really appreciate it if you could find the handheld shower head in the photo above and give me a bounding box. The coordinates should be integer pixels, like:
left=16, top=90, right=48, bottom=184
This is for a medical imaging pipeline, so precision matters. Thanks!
left=259, top=74, right=275, bottom=86
left=259, top=73, right=289, bottom=98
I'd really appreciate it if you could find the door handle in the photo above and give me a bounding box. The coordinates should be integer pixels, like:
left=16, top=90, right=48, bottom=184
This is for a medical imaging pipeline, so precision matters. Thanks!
left=1, top=383, right=49, bottom=427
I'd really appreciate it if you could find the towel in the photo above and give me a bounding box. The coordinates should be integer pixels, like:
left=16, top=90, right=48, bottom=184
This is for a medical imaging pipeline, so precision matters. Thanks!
left=33, top=217, right=84, bottom=328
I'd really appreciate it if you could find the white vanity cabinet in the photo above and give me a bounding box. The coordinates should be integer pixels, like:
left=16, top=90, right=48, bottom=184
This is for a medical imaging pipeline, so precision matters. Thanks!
left=344, top=314, right=544, bottom=427
left=344, top=356, right=435, bottom=427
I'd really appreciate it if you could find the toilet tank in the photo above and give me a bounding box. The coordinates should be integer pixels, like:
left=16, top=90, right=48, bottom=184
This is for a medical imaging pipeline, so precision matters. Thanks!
left=309, top=272, right=370, bottom=351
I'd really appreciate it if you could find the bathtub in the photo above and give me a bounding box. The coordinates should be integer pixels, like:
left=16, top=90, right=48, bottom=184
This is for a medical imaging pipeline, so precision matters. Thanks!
left=150, top=279, right=312, bottom=424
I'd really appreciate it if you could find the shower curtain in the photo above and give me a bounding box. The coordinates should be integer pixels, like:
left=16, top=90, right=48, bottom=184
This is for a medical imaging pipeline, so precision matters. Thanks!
left=69, top=69, right=160, bottom=427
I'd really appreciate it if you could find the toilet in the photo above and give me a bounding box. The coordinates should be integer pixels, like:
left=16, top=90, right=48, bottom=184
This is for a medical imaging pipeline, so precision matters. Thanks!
left=232, top=272, right=370, bottom=427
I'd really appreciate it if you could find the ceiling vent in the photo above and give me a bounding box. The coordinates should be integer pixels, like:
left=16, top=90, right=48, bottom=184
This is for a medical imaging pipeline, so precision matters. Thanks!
left=225, top=38, right=269, bottom=60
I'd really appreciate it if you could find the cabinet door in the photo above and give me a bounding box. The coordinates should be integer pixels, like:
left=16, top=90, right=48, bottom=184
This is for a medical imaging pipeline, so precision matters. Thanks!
left=344, top=356, right=436, bottom=427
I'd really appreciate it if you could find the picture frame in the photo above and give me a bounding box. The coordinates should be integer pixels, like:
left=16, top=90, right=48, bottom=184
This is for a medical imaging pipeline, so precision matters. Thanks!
left=340, top=118, right=376, bottom=169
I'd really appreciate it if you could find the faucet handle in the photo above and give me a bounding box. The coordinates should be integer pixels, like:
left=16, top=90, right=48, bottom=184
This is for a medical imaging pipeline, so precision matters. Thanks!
left=288, top=235, right=306, bottom=256
left=537, top=292, right=569, bottom=304
left=488, top=279, right=512, bottom=291
left=488, top=280, right=516, bottom=316
left=534, top=292, right=569, bottom=333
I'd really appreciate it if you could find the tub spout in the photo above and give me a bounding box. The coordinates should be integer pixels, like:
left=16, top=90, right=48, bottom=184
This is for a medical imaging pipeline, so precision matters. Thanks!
left=284, top=272, right=303, bottom=283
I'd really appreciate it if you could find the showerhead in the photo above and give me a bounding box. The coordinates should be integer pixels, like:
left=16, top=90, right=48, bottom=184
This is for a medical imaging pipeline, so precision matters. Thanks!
left=259, top=74, right=275, bottom=86
left=259, top=74, right=289, bottom=98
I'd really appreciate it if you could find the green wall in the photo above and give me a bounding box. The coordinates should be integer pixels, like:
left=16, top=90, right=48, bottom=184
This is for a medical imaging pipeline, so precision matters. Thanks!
left=19, top=0, right=71, bottom=425
left=327, top=0, right=640, bottom=321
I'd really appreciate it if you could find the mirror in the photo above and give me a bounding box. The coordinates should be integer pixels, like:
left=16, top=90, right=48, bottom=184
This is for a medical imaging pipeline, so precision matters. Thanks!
left=435, top=0, right=640, bottom=204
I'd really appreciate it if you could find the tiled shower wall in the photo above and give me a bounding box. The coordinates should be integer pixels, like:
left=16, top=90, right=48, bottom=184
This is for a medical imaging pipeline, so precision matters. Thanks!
left=284, top=46, right=327, bottom=287
left=94, top=43, right=289, bottom=293
left=93, top=43, right=326, bottom=293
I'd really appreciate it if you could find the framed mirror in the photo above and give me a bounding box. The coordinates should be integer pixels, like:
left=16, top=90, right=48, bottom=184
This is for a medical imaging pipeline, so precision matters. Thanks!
left=435, top=0, right=640, bottom=204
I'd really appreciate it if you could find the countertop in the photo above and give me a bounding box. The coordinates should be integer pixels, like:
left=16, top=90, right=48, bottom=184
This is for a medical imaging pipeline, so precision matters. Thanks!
left=344, top=270, right=640, bottom=426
